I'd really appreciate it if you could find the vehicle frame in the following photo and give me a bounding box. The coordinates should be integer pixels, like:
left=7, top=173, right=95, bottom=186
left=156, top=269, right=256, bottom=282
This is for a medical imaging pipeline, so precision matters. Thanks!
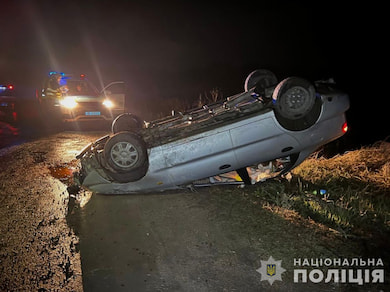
left=0, top=84, right=18, bottom=124
left=38, top=73, right=126, bottom=123
left=74, top=70, right=350, bottom=194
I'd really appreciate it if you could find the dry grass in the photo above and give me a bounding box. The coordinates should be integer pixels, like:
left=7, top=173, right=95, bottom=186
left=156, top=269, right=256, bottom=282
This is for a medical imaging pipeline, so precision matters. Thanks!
left=207, top=141, right=390, bottom=288
left=289, top=141, right=390, bottom=235
left=294, top=141, right=390, bottom=191
left=212, top=141, right=390, bottom=242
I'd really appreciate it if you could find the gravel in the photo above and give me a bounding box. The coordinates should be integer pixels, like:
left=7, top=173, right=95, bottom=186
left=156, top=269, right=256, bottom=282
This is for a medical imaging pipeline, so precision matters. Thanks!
left=0, top=131, right=105, bottom=291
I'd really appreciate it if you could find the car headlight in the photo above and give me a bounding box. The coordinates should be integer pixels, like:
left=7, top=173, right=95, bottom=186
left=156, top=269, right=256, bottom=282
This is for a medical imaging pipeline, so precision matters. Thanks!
left=103, top=99, right=114, bottom=108
left=59, top=96, right=78, bottom=109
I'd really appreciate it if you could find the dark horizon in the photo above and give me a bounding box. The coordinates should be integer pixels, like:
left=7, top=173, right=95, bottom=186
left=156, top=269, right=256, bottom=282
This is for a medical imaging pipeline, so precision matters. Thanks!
left=1, top=1, right=387, bottom=146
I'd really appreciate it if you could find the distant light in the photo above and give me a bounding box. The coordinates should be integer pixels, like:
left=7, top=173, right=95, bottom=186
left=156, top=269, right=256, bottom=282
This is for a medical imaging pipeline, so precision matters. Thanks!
left=103, top=99, right=114, bottom=108
left=0, top=85, right=14, bottom=91
left=49, top=71, right=65, bottom=76
left=342, top=122, right=348, bottom=133
left=80, top=74, right=86, bottom=79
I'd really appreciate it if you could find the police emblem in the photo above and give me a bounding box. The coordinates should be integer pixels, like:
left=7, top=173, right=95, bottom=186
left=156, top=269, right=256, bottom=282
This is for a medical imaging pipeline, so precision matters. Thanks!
left=267, top=264, right=276, bottom=276
left=256, top=256, right=286, bottom=285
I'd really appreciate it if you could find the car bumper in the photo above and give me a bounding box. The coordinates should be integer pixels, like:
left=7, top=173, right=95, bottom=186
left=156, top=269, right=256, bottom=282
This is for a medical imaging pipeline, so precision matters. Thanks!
left=0, top=98, right=17, bottom=123
left=61, top=108, right=124, bottom=122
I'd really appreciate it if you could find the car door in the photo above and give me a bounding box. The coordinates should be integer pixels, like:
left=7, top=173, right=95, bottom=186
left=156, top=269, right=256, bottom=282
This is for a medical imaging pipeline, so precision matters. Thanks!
left=161, top=129, right=238, bottom=185
left=229, top=113, right=300, bottom=167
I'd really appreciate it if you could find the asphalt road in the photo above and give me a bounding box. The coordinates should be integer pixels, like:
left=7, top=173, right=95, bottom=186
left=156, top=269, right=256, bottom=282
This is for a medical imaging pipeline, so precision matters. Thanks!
left=0, top=130, right=378, bottom=291
left=72, top=192, right=268, bottom=291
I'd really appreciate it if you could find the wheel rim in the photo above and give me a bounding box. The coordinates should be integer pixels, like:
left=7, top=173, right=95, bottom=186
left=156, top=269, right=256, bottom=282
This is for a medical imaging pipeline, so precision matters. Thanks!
left=244, top=69, right=277, bottom=92
left=280, top=86, right=313, bottom=117
left=110, top=141, right=139, bottom=169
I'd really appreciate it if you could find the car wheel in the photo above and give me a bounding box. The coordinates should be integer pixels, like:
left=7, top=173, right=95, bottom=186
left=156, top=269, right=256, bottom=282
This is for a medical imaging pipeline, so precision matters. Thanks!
left=112, top=113, right=143, bottom=134
left=104, top=132, right=148, bottom=174
left=244, top=69, right=278, bottom=92
left=272, top=77, right=321, bottom=131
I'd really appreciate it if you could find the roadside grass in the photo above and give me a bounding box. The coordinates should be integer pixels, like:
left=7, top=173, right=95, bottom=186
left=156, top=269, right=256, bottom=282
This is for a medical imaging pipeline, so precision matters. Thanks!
left=290, top=141, right=390, bottom=239
left=208, top=141, right=390, bottom=262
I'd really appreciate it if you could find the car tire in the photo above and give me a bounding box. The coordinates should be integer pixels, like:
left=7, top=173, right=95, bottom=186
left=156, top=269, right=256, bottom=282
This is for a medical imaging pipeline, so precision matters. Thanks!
left=272, top=77, right=321, bottom=131
left=244, top=69, right=278, bottom=92
left=112, top=113, right=143, bottom=134
left=104, top=132, right=148, bottom=176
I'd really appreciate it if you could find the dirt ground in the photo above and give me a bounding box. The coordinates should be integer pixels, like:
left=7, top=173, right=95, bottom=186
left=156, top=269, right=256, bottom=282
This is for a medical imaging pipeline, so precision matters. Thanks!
left=0, top=132, right=387, bottom=291
left=0, top=131, right=101, bottom=291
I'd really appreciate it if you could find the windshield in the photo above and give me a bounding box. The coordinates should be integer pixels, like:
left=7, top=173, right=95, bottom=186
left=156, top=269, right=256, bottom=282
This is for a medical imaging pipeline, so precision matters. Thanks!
left=63, top=80, right=100, bottom=96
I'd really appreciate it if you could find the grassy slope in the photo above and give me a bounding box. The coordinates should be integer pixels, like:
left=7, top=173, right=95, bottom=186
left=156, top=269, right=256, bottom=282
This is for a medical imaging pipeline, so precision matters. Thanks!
left=208, top=141, right=389, bottom=289
left=216, top=141, right=390, bottom=241
left=292, top=141, right=390, bottom=238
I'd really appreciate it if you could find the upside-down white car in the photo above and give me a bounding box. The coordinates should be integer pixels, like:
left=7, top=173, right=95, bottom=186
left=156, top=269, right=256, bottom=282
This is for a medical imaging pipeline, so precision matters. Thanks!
left=74, top=70, right=349, bottom=194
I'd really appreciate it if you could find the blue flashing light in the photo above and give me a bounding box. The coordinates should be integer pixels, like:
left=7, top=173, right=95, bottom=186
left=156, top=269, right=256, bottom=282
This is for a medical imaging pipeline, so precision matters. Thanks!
left=59, top=78, right=67, bottom=86
left=49, top=71, right=65, bottom=76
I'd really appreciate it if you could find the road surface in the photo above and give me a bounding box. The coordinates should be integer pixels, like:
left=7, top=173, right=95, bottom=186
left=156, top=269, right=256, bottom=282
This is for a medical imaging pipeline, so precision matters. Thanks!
left=0, top=131, right=375, bottom=291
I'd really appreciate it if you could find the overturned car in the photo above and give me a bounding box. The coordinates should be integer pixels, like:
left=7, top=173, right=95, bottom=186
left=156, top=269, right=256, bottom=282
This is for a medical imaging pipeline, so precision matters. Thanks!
left=74, top=70, right=349, bottom=194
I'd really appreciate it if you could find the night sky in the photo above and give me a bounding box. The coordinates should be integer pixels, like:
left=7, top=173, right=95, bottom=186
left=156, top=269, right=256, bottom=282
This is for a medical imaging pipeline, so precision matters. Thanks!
left=1, top=1, right=388, bottom=146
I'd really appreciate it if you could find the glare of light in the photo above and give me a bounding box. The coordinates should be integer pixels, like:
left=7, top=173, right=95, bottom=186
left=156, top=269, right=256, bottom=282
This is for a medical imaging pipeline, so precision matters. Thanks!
left=60, top=96, right=78, bottom=109
left=32, top=14, right=60, bottom=71
left=342, top=122, right=348, bottom=133
left=1, top=85, right=14, bottom=91
left=103, top=99, right=114, bottom=108
left=82, top=32, right=105, bottom=92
